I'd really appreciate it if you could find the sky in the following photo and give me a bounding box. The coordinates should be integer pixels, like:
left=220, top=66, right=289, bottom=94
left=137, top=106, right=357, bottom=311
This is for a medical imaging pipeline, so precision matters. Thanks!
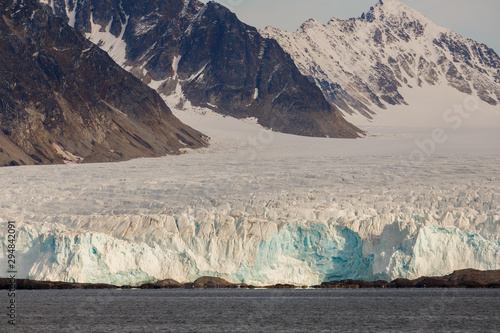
left=202, top=0, right=500, bottom=53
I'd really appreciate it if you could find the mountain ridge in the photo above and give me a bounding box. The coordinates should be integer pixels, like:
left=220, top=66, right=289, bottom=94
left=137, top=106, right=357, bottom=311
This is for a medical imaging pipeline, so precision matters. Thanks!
left=38, top=0, right=361, bottom=138
left=262, top=0, right=500, bottom=119
left=0, top=0, right=208, bottom=166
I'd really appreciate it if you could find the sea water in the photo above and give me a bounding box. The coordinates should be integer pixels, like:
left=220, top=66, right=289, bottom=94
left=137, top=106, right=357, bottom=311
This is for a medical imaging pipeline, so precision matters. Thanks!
left=4, top=289, right=499, bottom=332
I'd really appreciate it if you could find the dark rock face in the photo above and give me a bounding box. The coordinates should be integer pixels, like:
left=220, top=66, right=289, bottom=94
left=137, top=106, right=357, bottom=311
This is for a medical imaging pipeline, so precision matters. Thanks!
left=320, top=279, right=390, bottom=289
left=320, top=269, right=500, bottom=289
left=142, top=276, right=245, bottom=289
left=263, top=284, right=297, bottom=289
left=40, top=0, right=361, bottom=138
left=388, top=269, right=500, bottom=288
left=2, top=270, right=499, bottom=289
left=186, top=276, right=242, bottom=289
left=0, top=278, right=119, bottom=289
left=140, top=278, right=183, bottom=289
left=0, top=0, right=207, bottom=167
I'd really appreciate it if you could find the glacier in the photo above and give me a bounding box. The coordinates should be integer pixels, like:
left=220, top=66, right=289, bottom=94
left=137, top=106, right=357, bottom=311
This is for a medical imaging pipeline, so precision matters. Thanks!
left=1, top=213, right=499, bottom=286
left=1, top=105, right=499, bottom=286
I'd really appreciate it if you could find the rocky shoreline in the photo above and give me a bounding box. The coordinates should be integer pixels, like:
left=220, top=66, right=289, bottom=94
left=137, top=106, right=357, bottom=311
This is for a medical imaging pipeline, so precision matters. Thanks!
left=1, top=269, right=499, bottom=290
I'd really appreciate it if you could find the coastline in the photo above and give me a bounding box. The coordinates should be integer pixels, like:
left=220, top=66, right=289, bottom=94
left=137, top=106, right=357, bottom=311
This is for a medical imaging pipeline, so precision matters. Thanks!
left=1, top=269, right=499, bottom=290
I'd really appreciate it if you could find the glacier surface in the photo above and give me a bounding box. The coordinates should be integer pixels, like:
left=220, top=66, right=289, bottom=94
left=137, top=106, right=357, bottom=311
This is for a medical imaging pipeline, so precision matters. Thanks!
left=1, top=102, right=499, bottom=286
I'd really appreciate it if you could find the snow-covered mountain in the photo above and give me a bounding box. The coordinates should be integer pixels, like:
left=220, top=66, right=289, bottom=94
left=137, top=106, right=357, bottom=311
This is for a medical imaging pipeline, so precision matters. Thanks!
left=37, top=0, right=361, bottom=138
left=0, top=0, right=207, bottom=166
left=262, top=0, right=500, bottom=118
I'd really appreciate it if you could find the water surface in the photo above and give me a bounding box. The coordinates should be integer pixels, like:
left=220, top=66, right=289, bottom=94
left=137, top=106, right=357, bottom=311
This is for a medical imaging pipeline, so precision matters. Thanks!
left=6, top=289, right=500, bottom=332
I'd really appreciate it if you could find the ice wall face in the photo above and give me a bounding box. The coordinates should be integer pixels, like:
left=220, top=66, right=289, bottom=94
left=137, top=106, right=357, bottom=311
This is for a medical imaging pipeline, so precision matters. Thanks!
left=368, top=224, right=500, bottom=280
left=8, top=225, right=156, bottom=286
left=242, top=223, right=375, bottom=285
left=2, top=215, right=498, bottom=286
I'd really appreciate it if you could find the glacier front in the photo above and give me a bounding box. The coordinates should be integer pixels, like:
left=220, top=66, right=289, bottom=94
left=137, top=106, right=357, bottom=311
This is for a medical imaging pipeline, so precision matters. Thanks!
left=2, top=199, right=499, bottom=286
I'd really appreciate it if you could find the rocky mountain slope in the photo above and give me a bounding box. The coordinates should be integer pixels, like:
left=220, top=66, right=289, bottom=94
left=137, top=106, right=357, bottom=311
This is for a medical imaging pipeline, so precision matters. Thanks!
left=0, top=0, right=207, bottom=166
left=38, top=0, right=361, bottom=138
left=262, top=0, right=500, bottom=118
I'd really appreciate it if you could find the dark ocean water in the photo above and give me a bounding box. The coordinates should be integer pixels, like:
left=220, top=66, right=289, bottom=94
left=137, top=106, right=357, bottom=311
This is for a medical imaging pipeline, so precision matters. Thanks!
left=4, top=289, right=500, bottom=332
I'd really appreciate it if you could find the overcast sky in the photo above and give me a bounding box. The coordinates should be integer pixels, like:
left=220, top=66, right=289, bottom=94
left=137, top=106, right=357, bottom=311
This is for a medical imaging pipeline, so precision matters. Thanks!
left=202, top=0, right=500, bottom=53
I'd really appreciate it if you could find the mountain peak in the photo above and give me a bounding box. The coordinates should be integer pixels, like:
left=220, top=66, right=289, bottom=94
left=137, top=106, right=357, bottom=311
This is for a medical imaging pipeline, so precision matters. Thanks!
left=41, top=0, right=362, bottom=138
left=300, top=18, right=321, bottom=30
left=263, top=0, right=500, bottom=118
left=378, top=0, right=402, bottom=5
left=377, top=0, right=407, bottom=9
left=363, top=0, right=424, bottom=22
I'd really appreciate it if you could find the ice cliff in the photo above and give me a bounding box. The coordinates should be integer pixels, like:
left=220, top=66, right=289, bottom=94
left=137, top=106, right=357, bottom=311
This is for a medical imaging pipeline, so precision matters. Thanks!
left=2, top=183, right=499, bottom=286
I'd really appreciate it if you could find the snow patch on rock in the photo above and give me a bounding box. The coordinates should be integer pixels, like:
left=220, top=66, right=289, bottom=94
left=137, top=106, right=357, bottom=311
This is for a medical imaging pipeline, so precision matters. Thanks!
left=85, top=13, right=129, bottom=66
